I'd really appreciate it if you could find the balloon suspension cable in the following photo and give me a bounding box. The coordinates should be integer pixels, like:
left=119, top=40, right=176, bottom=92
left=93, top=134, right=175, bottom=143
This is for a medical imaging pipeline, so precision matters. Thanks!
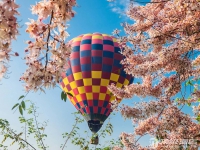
left=90, top=133, right=99, bottom=145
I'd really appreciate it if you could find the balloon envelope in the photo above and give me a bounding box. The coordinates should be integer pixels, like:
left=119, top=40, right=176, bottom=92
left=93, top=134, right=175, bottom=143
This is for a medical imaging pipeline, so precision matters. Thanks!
left=60, top=33, right=133, bottom=133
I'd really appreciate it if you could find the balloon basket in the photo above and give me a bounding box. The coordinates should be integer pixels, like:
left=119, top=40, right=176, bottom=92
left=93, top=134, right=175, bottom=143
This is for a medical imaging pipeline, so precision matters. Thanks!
left=90, top=134, right=99, bottom=145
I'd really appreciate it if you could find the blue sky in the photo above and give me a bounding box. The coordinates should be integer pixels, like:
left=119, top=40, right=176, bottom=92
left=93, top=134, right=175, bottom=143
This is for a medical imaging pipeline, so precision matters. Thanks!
left=2, top=0, right=195, bottom=149
left=0, top=0, right=151, bottom=149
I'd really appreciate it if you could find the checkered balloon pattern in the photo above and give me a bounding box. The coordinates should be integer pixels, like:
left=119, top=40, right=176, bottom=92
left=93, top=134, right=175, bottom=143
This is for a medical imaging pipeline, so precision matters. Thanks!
left=60, top=33, right=133, bottom=124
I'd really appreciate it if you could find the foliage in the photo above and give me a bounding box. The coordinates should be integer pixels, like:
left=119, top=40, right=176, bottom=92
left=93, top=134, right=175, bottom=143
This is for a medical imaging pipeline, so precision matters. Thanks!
left=61, top=112, right=122, bottom=150
left=0, top=98, right=48, bottom=150
left=0, top=96, right=121, bottom=150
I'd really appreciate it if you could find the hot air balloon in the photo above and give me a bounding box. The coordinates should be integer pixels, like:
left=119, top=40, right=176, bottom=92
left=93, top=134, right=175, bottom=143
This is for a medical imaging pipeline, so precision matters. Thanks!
left=60, top=33, right=133, bottom=144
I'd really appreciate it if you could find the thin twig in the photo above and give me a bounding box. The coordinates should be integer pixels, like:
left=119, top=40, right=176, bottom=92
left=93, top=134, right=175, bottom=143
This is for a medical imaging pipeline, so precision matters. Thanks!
left=32, top=104, right=46, bottom=150
left=5, top=126, right=36, bottom=150
left=61, top=118, right=78, bottom=150
left=24, top=121, right=28, bottom=149
left=45, top=10, right=54, bottom=70
left=135, top=133, right=148, bottom=144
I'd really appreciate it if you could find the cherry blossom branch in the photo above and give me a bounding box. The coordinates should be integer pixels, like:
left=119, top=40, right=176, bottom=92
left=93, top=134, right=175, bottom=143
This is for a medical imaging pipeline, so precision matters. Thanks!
left=126, top=6, right=197, bottom=45
left=21, top=0, right=76, bottom=91
left=0, top=0, right=19, bottom=80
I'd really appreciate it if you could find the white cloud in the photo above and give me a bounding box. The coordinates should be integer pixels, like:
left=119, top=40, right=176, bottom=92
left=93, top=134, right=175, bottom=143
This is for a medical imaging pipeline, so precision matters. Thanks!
left=108, top=0, right=141, bottom=17
left=112, top=7, right=123, bottom=14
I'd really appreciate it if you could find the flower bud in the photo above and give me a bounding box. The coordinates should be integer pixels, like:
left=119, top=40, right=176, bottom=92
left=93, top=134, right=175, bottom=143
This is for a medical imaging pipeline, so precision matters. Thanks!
left=15, top=52, right=19, bottom=56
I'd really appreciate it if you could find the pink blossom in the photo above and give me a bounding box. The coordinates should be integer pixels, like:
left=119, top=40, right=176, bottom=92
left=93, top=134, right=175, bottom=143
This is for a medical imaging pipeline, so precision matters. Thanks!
left=21, top=0, right=75, bottom=91
left=135, top=116, right=160, bottom=135
left=0, top=0, right=19, bottom=80
left=109, top=0, right=200, bottom=149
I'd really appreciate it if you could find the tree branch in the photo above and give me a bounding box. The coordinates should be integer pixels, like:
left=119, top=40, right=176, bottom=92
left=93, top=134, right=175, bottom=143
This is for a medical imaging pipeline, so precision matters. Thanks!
left=2, top=125, right=37, bottom=150
left=32, top=104, right=46, bottom=150
left=45, top=10, right=54, bottom=70
left=61, top=119, right=78, bottom=150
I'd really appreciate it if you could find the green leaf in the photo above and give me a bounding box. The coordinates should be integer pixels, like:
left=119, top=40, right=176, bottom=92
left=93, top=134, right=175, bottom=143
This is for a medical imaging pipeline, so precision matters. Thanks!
left=11, top=140, right=15, bottom=145
left=61, top=91, right=67, bottom=102
left=103, top=147, right=111, bottom=150
left=175, top=98, right=180, bottom=102
left=19, top=105, right=23, bottom=115
left=187, top=102, right=191, bottom=106
left=196, top=115, right=200, bottom=122
left=12, top=103, right=19, bottom=110
left=186, top=80, right=193, bottom=86
left=21, top=101, right=26, bottom=110
left=63, top=93, right=67, bottom=102
left=18, top=95, right=25, bottom=100
left=61, top=91, right=65, bottom=100
left=19, top=117, right=26, bottom=123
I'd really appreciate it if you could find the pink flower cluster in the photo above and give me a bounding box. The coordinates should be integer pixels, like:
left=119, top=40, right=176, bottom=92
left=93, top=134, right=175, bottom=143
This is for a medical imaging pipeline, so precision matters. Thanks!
left=20, top=0, right=76, bottom=91
left=154, top=107, right=200, bottom=149
left=135, top=116, right=160, bottom=135
left=0, top=0, right=19, bottom=79
left=112, top=132, right=151, bottom=150
left=120, top=98, right=169, bottom=121
left=108, top=0, right=200, bottom=148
